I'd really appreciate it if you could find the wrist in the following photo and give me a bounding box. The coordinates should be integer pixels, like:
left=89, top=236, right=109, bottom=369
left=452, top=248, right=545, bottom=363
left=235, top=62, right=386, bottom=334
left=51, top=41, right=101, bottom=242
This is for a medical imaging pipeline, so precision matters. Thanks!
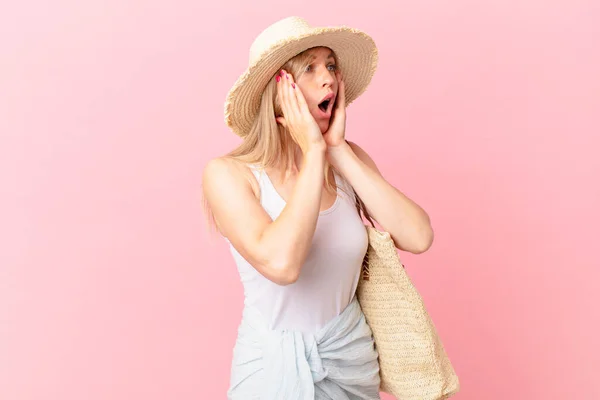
left=326, top=140, right=352, bottom=166
left=304, top=144, right=327, bottom=164
left=304, top=140, right=327, bottom=156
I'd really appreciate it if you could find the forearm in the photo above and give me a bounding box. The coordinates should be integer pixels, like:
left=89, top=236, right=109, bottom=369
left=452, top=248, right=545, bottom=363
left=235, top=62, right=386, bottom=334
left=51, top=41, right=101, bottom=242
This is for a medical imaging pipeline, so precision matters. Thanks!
left=259, top=147, right=326, bottom=282
left=328, top=142, right=434, bottom=253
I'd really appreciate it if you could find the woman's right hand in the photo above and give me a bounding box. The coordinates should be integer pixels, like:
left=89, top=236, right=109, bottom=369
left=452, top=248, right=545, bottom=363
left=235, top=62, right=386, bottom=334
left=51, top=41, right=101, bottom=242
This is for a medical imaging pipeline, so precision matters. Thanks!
left=275, top=69, right=326, bottom=154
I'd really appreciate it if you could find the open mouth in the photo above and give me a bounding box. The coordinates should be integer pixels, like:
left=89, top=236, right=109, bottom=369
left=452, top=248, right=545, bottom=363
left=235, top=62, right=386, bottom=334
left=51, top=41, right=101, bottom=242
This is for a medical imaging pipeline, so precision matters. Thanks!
left=318, top=99, right=331, bottom=112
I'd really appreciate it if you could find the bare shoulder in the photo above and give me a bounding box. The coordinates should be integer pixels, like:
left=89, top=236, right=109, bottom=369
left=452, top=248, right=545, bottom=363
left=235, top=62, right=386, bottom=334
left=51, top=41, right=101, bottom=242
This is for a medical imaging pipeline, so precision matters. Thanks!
left=202, top=156, right=275, bottom=263
left=202, top=157, right=260, bottom=200
left=346, top=140, right=382, bottom=175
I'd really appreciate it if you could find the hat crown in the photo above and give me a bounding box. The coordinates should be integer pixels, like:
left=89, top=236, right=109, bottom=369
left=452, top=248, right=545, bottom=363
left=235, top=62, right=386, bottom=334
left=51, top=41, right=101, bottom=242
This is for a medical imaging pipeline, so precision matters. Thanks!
left=249, top=16, right=312, bottom=64
left=225, top=16, right=378, bottom=137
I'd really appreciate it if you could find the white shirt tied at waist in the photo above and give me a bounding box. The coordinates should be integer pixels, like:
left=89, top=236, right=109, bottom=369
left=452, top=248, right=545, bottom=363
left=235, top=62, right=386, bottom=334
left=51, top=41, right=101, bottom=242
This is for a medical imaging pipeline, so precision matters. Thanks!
left=227, top=296, right=381, bottom=399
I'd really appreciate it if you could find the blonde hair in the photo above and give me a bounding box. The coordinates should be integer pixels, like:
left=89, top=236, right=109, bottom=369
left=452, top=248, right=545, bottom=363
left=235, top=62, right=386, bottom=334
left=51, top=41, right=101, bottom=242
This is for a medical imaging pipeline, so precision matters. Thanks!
left=201, top=46, right=354, bottom=235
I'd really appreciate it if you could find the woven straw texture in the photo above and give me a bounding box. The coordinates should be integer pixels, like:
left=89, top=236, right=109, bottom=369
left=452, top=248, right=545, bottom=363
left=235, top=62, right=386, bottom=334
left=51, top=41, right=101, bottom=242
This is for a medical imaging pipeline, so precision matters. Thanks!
left=356, top=226, right=460, bottom=400
left=224, top=16, right=378, bottom=137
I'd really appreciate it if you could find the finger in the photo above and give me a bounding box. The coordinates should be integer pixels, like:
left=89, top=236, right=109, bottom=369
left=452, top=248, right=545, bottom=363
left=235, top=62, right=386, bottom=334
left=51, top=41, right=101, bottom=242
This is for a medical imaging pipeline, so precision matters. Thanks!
left=277, top=70, right=292, bottom=121
left=291, top=78, right=310, bottom=113
left=283, top=70, right=301, bottom=116
left=336, top=72, right=346, bottom=109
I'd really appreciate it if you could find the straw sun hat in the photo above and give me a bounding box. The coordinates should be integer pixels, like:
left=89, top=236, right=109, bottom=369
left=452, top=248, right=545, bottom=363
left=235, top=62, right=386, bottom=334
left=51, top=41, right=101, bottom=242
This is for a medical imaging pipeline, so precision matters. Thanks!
left=224, top=16, right=379, bottom=137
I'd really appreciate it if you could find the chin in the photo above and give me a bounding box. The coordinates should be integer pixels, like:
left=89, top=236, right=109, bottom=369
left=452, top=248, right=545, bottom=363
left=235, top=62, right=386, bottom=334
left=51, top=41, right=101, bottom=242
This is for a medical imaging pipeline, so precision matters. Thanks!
left=319, top=121, right=330, bottom=134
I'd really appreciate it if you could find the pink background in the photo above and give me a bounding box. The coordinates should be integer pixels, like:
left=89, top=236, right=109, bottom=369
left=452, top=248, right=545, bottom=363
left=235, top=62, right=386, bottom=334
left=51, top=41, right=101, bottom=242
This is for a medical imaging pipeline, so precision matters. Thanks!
left=1, top=1, right=598, bottom=399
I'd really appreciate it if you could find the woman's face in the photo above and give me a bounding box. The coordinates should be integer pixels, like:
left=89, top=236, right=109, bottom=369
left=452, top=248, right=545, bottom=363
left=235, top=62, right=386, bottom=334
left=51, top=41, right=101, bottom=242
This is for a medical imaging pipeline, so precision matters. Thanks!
left=296, top=47, right=339, bottom=134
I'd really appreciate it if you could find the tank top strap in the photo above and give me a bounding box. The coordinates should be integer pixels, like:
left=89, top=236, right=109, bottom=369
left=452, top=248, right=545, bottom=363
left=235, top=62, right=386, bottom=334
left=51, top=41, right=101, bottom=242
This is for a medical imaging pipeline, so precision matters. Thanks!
left=246, top=163, right=260, bottom=177
left=246, top=164, right=350, bottom=206
left=333, top=170, right=352, bottom=200
left=246, top=163, right=266, bottom=188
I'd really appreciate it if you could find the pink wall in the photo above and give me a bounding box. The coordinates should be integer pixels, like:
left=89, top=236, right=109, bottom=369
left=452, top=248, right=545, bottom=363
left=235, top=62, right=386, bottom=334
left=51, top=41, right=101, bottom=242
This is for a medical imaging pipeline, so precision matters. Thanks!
left=1, top=1, right=598, bottom=399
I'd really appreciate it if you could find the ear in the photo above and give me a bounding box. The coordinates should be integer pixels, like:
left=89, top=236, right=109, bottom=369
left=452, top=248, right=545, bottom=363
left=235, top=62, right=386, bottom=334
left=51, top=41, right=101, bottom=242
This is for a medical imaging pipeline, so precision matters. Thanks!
left=275, top=116, right=287, bottom=128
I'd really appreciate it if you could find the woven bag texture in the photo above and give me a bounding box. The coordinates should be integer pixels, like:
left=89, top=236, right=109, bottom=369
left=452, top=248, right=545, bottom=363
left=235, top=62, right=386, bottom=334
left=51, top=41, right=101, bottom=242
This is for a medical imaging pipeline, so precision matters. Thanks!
left=356, top=226, right=460, bottom=399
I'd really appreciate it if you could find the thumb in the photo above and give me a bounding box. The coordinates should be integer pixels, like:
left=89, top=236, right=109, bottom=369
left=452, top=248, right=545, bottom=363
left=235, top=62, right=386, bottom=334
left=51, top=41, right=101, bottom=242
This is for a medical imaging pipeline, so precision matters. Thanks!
left=336, top=79, right=346, bottom=109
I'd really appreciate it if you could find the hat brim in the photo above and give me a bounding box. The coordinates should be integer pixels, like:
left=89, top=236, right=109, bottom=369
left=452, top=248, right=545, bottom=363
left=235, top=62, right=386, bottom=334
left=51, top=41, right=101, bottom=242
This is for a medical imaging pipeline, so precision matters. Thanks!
left=224, top=26, right=378, bottom=137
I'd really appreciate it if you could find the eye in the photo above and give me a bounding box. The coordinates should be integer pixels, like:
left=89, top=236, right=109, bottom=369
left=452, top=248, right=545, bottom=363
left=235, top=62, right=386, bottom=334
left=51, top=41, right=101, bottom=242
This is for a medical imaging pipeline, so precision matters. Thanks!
left=304, top=64, right=337, bottom=73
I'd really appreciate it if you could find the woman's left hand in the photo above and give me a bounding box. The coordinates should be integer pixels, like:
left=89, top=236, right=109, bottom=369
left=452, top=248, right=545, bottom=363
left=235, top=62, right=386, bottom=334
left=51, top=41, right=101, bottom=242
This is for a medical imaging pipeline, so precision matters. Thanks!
left=322, top=71, right=347, bottom=149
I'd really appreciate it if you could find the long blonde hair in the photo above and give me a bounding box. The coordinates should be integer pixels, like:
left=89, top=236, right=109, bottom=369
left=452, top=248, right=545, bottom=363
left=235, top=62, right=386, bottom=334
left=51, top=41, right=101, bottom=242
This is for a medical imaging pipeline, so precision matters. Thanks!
left=202, top=46, right=354, bottom=234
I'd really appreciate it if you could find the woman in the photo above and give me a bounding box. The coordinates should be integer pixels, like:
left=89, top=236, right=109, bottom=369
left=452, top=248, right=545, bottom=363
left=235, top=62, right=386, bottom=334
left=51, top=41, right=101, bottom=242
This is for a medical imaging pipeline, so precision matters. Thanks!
left=202, top=16, right=434, bottom=399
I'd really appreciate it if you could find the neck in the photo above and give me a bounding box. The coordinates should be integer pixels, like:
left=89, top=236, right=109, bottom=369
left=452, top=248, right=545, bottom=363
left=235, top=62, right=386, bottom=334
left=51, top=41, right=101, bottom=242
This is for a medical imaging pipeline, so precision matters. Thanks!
left=275, top=144, right=324, bottom=181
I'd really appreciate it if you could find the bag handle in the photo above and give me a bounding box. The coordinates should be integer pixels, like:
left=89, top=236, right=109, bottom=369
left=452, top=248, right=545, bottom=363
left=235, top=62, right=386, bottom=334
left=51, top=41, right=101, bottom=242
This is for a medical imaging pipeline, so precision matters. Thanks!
left=353, top=188, right=375, bottom=280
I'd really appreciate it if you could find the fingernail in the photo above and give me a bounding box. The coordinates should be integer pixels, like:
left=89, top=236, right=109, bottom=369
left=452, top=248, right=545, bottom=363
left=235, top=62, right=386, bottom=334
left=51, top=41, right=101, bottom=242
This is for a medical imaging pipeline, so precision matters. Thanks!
left=286, top=74, right=289, bottom=79
left=292, top=83, right=295, bottom=88
left=280, top=70, right=285, bottom=76
left=276, top=75, right=280, bottom=82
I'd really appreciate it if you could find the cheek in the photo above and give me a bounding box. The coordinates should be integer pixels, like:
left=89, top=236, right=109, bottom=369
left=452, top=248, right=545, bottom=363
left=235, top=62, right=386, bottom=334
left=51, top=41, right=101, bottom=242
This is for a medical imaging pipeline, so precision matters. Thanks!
left=304, top=94, right=318, bottom=109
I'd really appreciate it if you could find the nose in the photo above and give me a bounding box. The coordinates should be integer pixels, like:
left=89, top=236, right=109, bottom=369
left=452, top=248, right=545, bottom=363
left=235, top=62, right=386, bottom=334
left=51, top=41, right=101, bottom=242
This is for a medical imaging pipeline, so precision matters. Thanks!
left=317, top=65, right=334, bottom=88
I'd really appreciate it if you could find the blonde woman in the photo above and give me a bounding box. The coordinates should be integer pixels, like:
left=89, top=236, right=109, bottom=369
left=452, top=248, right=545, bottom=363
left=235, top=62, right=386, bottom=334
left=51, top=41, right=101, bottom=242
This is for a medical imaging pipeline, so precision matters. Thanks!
left=202, top=17, right=434, bottom=399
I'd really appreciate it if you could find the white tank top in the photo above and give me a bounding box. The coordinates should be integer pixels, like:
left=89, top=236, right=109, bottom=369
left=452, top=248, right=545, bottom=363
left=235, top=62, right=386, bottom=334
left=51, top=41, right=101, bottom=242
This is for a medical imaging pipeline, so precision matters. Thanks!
left=225, top=164, right=369, bottom=333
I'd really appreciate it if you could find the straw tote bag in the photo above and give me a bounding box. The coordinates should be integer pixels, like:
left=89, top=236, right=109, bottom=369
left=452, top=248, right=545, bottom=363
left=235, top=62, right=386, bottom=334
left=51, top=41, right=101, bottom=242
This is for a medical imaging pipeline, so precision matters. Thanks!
left=353, top=191, right=460, bottom=400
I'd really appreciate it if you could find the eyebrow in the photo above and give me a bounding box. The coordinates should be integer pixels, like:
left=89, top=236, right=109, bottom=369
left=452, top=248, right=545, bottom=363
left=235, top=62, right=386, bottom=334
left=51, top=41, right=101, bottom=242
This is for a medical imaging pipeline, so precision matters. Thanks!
left=310, top=51, right=335, bottom=61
